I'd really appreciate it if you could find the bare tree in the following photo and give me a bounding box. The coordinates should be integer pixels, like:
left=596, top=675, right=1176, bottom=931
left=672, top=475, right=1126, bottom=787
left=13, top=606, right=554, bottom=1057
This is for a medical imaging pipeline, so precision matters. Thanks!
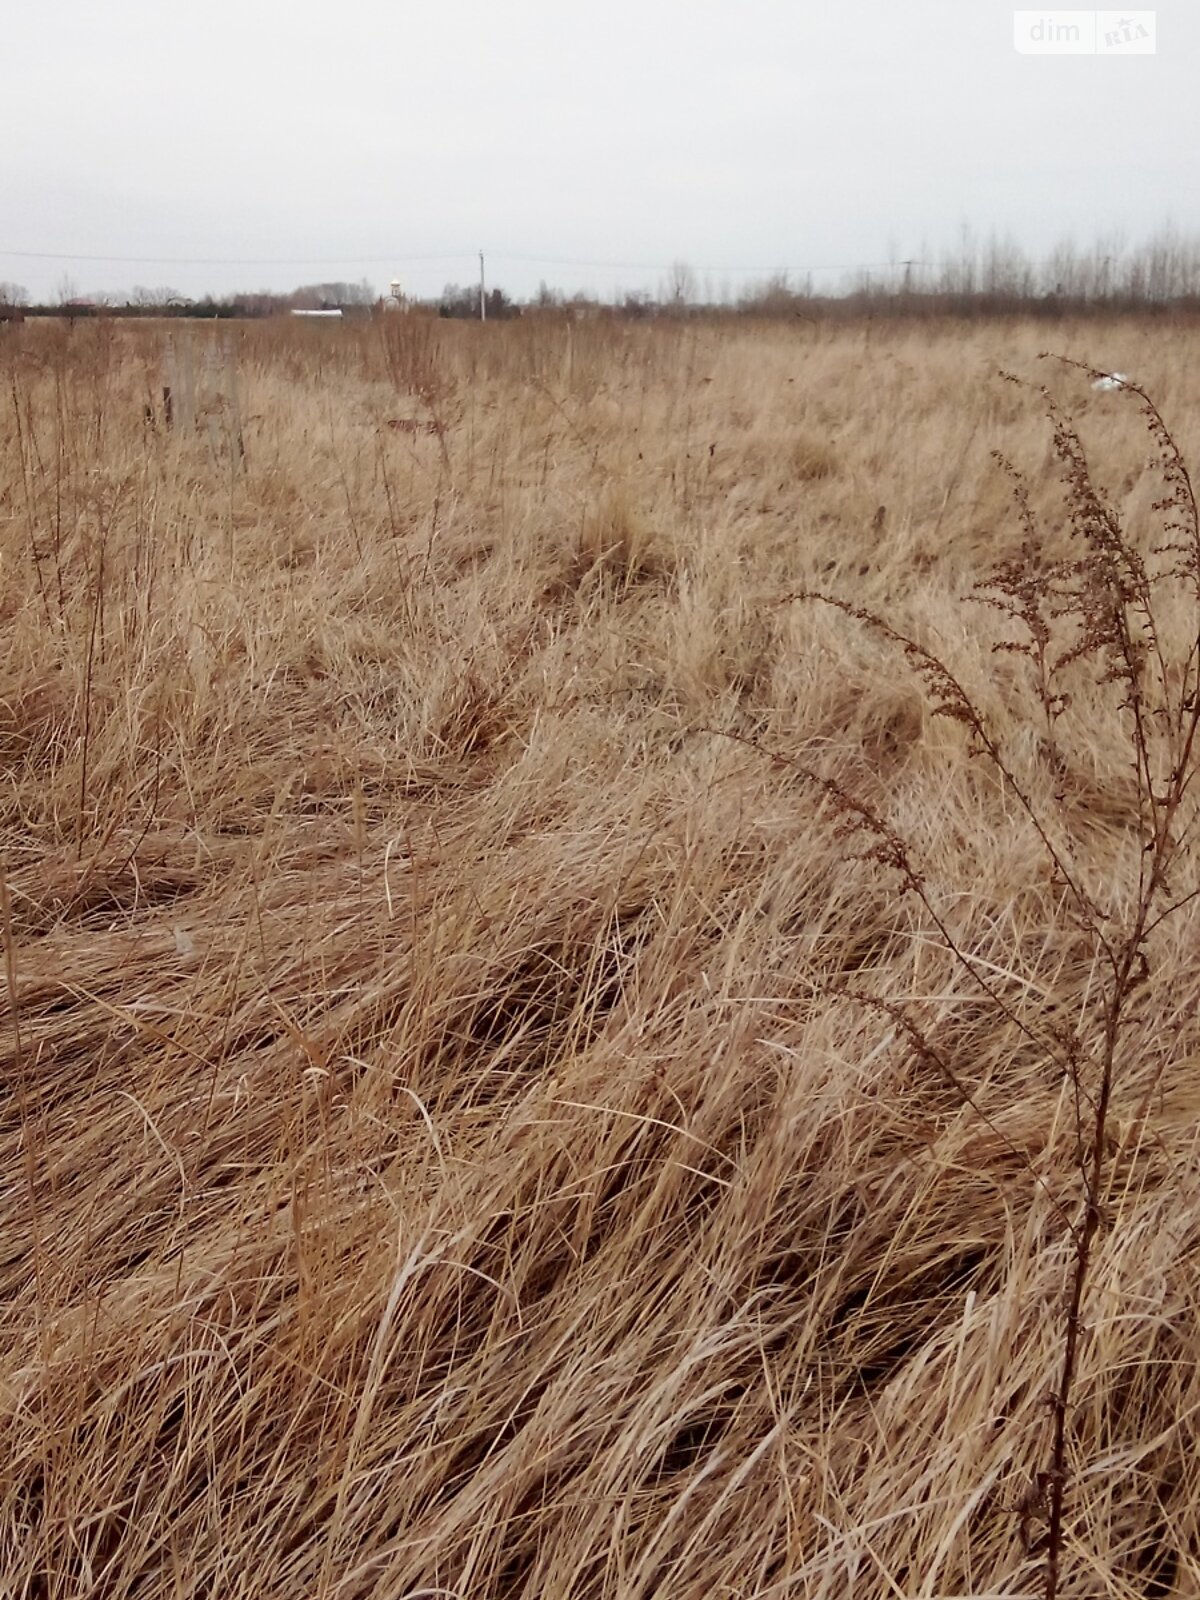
left=664, top=259, right=697, bottom=309
left=130, top=286, right=184, bottom=308
left=293, top=279, right=376, bottom=308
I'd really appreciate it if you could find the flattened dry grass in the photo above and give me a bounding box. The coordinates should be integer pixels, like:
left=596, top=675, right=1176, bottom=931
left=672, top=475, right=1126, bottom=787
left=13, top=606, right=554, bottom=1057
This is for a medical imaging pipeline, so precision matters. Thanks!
left=2, top=313, right=1200, bottom=1597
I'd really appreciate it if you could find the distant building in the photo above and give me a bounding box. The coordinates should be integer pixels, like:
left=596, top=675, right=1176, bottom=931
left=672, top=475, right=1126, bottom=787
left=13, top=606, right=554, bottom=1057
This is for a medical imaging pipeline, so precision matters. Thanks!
left=291, top=308, right=344, bottom=319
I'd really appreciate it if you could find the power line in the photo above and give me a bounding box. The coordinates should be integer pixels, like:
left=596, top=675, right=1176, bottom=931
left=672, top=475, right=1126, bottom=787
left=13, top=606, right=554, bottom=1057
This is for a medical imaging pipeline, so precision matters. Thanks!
left=0, top=248, right=470, bottom=267
left=1, top=243, right=1138, bottom=284
left=491, top=253, right=905, bottom=276
left=0, top=244, right=922, bottom=277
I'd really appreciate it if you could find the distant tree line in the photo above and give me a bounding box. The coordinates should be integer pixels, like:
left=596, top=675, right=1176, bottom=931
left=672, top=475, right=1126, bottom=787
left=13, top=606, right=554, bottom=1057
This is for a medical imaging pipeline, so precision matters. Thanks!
left=1, top=277, right=379, bottom=320
left=9, top=231, right=1200, bottom=322
left=435, top=284, right=520, bottom=319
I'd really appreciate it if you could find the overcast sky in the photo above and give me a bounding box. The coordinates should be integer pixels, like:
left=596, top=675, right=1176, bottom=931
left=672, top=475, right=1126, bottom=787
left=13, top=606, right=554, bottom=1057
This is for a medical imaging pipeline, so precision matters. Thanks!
left=3, top=0, right=1196, bottom=303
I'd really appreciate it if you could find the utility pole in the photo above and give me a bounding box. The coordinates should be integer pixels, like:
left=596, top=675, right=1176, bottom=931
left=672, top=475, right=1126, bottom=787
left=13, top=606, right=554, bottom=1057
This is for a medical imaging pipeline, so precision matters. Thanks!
left=479, top=251, right=486, bottom=322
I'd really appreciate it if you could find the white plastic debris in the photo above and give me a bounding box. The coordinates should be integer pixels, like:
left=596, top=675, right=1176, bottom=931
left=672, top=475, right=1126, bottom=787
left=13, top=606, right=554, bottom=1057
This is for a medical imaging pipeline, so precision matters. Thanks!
left=1091, top=372, right=1130, bottom=391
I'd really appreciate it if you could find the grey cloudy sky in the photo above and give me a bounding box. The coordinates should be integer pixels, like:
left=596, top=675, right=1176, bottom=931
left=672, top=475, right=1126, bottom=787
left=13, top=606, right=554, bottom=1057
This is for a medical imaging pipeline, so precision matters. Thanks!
left=3, top=0, right=1196, bottom=302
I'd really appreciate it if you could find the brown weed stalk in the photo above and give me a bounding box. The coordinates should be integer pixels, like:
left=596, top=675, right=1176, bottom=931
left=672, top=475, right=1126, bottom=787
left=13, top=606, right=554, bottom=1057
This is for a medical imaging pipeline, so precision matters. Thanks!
left=775, top=356, right=1200, bottom=1597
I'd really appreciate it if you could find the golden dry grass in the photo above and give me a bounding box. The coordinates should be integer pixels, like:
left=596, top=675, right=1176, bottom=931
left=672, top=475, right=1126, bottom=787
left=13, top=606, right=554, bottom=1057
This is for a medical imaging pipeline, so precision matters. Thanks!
left=2, top=312, right=1200, bottom=1597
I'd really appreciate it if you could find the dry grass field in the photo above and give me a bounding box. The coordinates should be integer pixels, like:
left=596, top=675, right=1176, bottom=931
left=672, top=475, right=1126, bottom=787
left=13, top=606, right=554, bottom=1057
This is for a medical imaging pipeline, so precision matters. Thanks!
left=3, top=311, right=1200, bottom=1598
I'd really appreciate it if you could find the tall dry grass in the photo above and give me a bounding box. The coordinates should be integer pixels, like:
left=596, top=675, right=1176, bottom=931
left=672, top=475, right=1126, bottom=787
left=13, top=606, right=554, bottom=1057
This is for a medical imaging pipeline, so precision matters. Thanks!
left=2, top=312, right=1200, bottom=1597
